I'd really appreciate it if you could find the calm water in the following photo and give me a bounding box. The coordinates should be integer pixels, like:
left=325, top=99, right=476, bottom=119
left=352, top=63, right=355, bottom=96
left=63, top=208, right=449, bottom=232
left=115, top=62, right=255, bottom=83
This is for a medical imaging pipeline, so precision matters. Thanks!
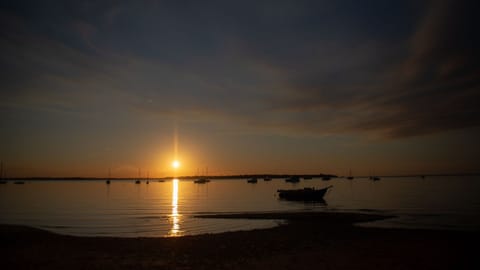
left=1, top=176, right=480, bottom=237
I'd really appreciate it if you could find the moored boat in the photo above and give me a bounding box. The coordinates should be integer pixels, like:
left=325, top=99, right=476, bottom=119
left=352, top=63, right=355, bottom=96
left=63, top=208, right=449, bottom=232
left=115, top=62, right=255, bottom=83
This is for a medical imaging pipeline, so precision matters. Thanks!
left=247, top=178, right=257, bottom=183
left=277, top=186, right=332, bottom=201
left=285, top=176, right=300, bottom=183
left=194, top=178, right=210, bottom=184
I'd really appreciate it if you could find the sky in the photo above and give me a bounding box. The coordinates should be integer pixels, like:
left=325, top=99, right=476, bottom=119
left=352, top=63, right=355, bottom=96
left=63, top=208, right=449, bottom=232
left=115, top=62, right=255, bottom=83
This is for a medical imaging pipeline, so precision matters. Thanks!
left=1, top=0, right=479, bottom=177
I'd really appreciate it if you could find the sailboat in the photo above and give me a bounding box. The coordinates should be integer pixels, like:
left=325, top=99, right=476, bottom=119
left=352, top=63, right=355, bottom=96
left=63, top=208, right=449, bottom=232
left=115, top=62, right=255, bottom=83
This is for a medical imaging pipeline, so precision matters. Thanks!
left=106, top=168, right=111, bottom=184
left=346, top=169, right=354, bottom=180
left=135, top=168, right=141, bottom=184
left=194, top=167, right=210, bottom=184
left=0, top=161, right=6, bottom=184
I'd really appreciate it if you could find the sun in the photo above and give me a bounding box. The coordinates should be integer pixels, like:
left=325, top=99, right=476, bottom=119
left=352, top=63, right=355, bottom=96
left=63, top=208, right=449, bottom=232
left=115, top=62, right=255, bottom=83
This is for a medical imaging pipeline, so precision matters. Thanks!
left=171, top=160, right=180, bottom=169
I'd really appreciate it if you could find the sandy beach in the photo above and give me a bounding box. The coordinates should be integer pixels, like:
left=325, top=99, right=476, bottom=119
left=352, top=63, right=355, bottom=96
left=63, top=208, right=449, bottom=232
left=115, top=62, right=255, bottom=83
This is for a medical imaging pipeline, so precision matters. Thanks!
left=1, top=212, right=478, bottom=270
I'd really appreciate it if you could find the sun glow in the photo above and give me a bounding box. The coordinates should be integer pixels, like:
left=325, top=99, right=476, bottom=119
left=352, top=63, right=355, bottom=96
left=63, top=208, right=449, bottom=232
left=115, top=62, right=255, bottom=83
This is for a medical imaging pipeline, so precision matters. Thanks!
left=172, top=160, right=180, bottom=169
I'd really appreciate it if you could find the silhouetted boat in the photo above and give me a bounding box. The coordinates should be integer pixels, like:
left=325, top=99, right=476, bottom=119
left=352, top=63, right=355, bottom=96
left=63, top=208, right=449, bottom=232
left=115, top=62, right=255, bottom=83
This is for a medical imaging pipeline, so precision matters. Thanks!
left=346, top=169, right=354, bottom=180
left=277, top=186, right=332, bottom=201
left=372, top=176, right=380, bottom=181
left=285, top=176, right=300, bottom=183
left=321, top=176, right=331, bottom=181
left=263, top=177, right=272, bottom=181
left=14, top=181, right=25, bottom=185
left=135, top=180, right=141, bottom=184
left=247, top=178, right=257, bottom=183
left=106, top=168, right=111, bottom=184
left=303, top=176, right=312, bottom=180
left=194, top=178, right=210, bottom=184
left=158, top=179, right=165, bottom=182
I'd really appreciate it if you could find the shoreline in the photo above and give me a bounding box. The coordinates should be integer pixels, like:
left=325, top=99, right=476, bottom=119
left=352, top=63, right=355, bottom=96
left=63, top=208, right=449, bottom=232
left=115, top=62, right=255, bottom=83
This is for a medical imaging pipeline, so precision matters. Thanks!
left=2, top=212, right=479, bottom=270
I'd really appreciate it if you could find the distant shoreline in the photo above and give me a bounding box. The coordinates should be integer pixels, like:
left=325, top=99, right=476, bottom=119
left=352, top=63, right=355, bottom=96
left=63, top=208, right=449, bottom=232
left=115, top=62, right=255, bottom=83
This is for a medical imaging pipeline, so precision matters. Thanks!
left=2, top=172, right=479, bottom=180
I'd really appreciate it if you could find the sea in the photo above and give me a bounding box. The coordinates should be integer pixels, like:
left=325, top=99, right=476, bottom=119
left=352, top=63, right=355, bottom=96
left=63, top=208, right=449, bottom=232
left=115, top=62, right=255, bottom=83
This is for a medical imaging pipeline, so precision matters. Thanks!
left=1, top=176, right=479, bottom=237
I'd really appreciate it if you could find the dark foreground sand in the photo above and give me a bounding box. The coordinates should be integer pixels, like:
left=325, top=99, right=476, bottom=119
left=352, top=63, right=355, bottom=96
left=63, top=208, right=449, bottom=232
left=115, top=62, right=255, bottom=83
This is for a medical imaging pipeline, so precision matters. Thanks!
left=1, top=212, right=479, bottom=270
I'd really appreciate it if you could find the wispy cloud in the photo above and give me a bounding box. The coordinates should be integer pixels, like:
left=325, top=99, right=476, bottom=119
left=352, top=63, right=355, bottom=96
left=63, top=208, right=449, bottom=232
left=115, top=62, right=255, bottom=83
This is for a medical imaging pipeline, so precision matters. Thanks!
left=1, top=0, right=478, bottom=140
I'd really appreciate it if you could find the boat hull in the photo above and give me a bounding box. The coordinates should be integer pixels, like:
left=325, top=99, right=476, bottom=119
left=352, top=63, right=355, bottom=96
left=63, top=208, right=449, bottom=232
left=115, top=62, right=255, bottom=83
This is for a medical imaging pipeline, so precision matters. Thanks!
left=277, top=186, right=331, bottom=201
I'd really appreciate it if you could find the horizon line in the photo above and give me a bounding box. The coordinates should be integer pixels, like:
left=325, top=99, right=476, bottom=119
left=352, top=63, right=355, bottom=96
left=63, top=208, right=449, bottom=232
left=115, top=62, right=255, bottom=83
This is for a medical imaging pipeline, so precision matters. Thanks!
left=2, top=172, right=480, bottom=180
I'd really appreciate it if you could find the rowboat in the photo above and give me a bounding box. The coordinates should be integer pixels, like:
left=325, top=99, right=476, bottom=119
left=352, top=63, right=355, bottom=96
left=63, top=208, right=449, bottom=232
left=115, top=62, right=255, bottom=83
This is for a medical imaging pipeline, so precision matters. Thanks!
left=277, top=186, right=332, bottom=201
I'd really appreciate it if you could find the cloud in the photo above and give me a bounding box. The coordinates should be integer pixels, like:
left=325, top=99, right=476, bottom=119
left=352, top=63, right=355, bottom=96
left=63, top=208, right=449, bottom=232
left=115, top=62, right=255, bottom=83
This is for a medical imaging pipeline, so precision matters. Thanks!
left=258, top=0, right=480, bottom=138
left=1, top=0, right=479, bottom=140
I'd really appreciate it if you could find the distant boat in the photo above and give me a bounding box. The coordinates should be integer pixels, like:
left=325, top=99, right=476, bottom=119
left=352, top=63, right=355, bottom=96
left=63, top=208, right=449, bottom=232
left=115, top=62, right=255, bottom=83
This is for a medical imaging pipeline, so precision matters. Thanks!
left=106, top=168, right=111, bottom=184
left=347, top=169, right=354, bottom=180
left=14, top=181, right=25, bottom=185
left=135, top=168, right=141, bottom=184
left=158, top=179, right=165, bottom=182
left=285, top=176, right=300, bottom=183
left=277, top=186, right=332, bottom=201
left=194, top=166, right=210, bottom=184
left=321, top=176, right=331, bottom=181
left=194, top=178, right=210, bottom=184
left=263, top=177, right=272, bottom=181
left=372, top=176, right=380, bottom=181
left=303, top=176, right=312, bottom=180
left=247, top=178, right=257, bottom=183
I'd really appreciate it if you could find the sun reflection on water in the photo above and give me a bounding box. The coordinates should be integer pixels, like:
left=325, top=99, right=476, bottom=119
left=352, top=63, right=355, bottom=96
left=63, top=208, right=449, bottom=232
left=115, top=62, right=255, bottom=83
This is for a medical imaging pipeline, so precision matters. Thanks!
left=169, top=178, right=182, bottom=236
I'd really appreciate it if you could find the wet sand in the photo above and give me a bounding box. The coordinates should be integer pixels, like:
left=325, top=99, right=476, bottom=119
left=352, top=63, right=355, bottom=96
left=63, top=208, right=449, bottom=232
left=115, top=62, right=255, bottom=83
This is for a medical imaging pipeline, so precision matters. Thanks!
left=1, top=212, right=479, bottom=270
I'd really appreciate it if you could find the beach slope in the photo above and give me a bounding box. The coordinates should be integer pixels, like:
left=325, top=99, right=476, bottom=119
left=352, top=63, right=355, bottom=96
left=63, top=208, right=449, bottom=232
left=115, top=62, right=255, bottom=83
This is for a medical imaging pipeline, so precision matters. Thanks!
left=1, top=212, right=478, bottom=270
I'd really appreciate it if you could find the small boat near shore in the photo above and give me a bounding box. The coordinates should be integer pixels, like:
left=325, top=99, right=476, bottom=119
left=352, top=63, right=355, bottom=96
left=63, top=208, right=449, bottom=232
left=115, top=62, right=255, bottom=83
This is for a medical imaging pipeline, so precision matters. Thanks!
left=277, top=186, right=332, bottom=201
left=247, top=178, right=257, bottom=183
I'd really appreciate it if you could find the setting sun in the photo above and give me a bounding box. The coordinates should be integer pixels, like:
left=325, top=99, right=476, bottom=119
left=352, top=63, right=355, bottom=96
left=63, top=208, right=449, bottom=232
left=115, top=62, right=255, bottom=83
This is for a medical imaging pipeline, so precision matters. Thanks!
left=171, top=160, right=180, bottom=169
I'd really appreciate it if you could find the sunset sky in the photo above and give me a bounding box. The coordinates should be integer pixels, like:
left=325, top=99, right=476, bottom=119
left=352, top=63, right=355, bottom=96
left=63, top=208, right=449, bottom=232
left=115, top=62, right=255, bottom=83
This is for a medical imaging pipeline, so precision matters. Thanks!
left=1, top=0, right=479, bottom=177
